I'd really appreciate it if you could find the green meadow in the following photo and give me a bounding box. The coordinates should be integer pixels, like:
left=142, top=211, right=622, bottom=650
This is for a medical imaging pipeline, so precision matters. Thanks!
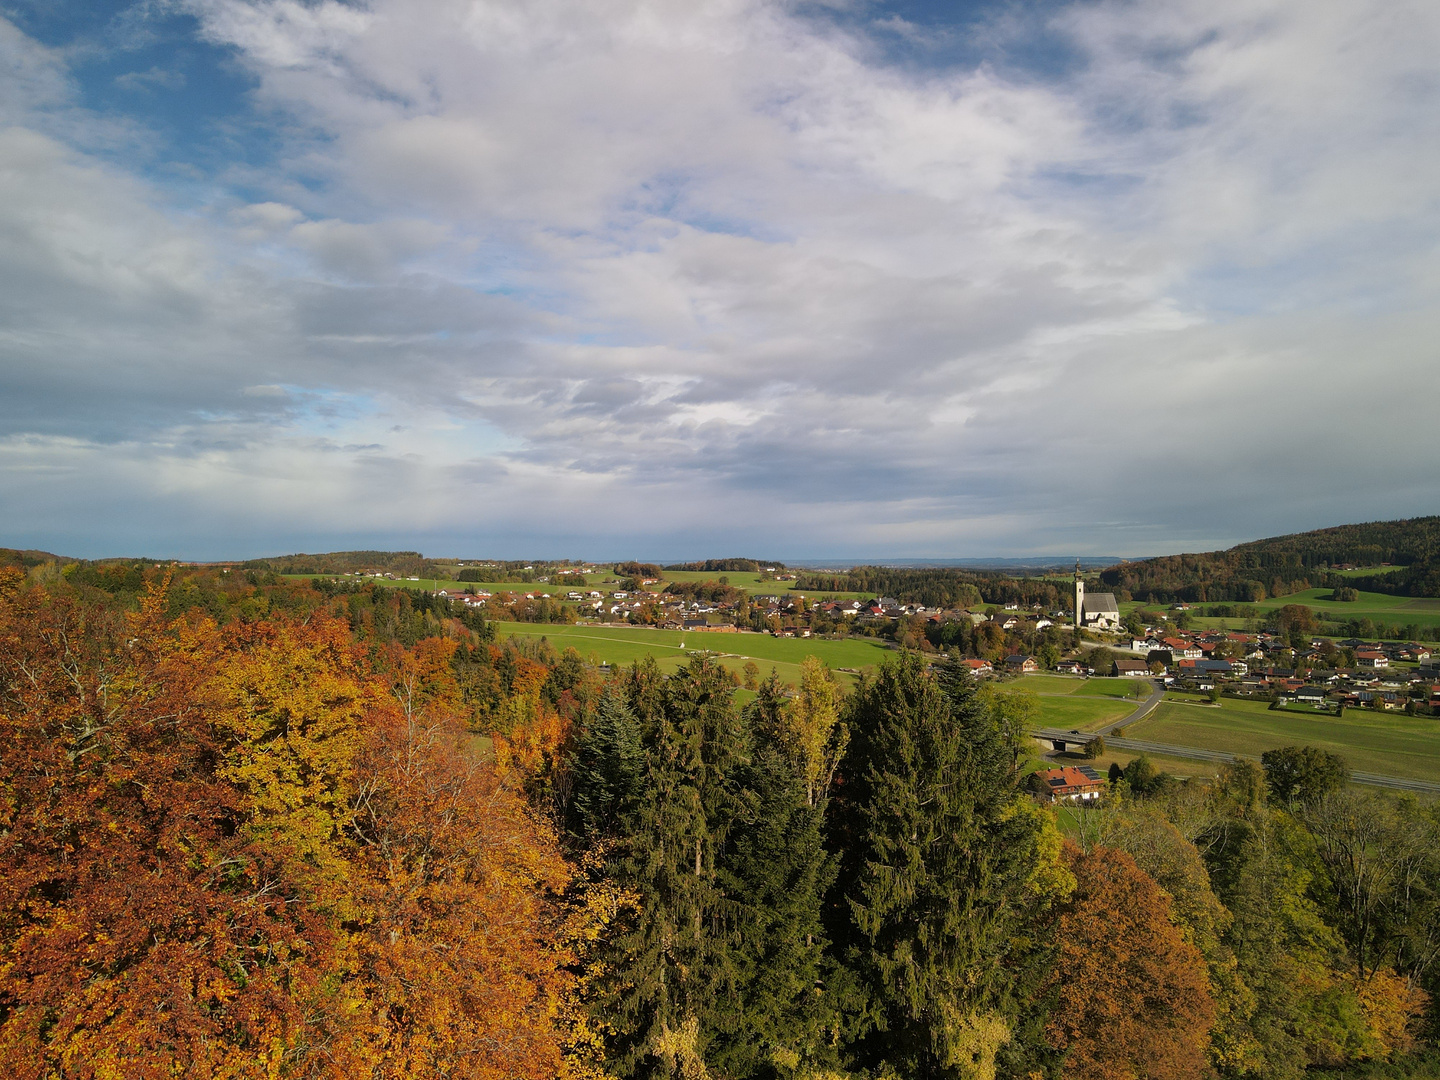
left=1120, top=587, right=1440, bottom=638
left=1126, top=696, right=1440, bottom=782
left=1027, top=674, right=1143, bottom=732
left=491, top=622, right=895, bottom=686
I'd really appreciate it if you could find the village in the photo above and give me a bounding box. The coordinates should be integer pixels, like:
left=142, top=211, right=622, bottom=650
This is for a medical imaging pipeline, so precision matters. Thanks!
left=402, top=565, right=1440, bottom=717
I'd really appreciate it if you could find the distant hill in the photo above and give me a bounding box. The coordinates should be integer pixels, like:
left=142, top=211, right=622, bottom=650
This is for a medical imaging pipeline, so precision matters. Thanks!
left=241, top=550, right=443, bottom=578
left=0, top=547, right=68, bottom=571
left=1100, top=516, right=1440, bottom=602
left=664, top=558, right=786, bottom=573
left=793, top=557, right=1122, bottom=572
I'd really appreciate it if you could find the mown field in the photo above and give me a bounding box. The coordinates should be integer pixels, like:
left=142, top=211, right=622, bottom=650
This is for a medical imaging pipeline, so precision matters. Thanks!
left=1119, top=586, right=1440, bottom=638
left=1126, top=695, right=1440, bottom=782
left=1027, top=674, right=1146, bottom=732
left=492, top=622, right=895, bottom=686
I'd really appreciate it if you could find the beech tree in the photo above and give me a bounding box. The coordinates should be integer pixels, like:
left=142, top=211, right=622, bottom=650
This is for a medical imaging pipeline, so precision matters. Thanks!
left=0, top=571, right=584, bottom=1079
left=1047, top=844, right=1215, bottom=1080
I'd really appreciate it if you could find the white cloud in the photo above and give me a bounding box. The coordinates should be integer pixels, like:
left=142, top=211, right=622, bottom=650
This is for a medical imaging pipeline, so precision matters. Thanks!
left=1, top=0, right=1438, bottom=557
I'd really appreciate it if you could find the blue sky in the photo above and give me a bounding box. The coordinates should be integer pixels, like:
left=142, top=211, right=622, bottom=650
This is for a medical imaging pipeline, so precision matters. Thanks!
left=2, top=0, right=1438, bottom=561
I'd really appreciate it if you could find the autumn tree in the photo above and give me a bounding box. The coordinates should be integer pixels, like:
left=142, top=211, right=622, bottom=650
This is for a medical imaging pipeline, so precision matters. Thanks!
left=749, top=656, right=848, bottom=807
left=0, top=570, right=587, bottom=1079
left=0, top=571, right=332, bottom=1076
left=345, top=694, right=576, bottom=1077
left=1047, top=843, right=1216, bottom=1080
left=1100, top=805, right=1261, bottom=1075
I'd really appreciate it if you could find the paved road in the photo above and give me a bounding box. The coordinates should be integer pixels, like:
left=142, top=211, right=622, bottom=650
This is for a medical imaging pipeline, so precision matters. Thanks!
left=1032, top=727, right=1440, bottom=795
left=1096, top=679, right=1165, bottom=735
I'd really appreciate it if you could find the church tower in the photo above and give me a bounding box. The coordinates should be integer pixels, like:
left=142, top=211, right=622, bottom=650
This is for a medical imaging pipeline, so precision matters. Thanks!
left=1074, top=559, right=1085, bottom=630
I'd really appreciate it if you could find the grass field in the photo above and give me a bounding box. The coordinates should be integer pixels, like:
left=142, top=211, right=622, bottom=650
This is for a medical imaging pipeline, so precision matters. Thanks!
left=1028, top=674, right=1147, bottom=731
left=1126, top=696, right=1440, bottom=781
left=1119, top=587, right=1440, bottom=639
left=491, top=622, right=895, bottom=686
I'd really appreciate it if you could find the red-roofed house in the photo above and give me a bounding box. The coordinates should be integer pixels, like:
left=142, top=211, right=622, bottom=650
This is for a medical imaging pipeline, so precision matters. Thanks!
left=1163, top=637, right=1204, bottom=659
left=1032, top=765, right=1106, bottom=803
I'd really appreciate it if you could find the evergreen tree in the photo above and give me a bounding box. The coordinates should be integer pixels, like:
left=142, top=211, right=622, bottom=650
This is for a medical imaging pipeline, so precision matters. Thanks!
left=569, top=685, right=646, bottom=840
left=598, top=655, right=739, bottom=1077
left=708, top=738, right=837, bottom=1077
left=832, top=653, right=1059, bottom=1079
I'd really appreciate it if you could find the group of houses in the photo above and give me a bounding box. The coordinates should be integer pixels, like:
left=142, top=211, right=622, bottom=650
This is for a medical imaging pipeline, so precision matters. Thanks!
left=991, top=620, right=1440, bottom=713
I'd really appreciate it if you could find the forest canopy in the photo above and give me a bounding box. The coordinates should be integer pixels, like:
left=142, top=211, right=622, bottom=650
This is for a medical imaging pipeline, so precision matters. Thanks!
left=0, top=561, right=1436, bottom=1079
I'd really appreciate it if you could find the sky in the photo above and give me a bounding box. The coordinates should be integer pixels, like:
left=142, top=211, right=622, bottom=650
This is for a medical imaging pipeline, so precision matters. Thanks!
left=2, top=0, right=1438, bottom=562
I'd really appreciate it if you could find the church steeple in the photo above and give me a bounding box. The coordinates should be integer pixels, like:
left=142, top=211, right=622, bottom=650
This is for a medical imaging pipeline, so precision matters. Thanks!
left=1074, top=559, right=1085, bottom=630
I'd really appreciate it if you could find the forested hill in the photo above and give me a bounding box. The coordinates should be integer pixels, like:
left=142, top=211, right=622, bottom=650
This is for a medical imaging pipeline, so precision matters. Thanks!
left=0, top=547, right=67, bottom=571
left=241, top=550, right=444, bottom=577
left=1100, top=516, right=1440, bottom=602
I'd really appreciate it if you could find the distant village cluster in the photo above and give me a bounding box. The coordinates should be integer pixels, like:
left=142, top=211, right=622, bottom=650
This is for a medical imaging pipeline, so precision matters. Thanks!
left=333, top=559, right=1440, bottom=715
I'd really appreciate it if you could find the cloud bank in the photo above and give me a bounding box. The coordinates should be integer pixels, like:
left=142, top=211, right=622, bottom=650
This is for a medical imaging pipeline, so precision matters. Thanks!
left=2, top=0, right=1438, bottom=559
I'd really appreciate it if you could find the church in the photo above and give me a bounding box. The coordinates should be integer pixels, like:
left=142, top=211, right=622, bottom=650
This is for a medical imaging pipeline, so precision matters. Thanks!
left=1074, top=563, right=1121, bottom=631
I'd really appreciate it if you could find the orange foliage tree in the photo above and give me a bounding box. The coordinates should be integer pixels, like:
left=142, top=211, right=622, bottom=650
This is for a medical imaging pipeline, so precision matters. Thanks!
left=0, top=570, right=330, bottom=1077
left=1047, top=842, right=1216, bottom=1080
left=0, top=570, right=588, bottom=1078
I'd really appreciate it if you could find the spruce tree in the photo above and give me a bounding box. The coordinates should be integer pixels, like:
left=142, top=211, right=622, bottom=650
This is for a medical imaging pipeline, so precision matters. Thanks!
left=569, top=684, right=646, bottom=841
left=833, top=653, right=1057, bottom=1079
left=703, top=695, right=840, bottom=1078
left=594, top=655, right=749, bottom=1078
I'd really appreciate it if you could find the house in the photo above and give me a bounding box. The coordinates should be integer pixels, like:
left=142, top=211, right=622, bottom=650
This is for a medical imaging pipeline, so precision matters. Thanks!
left=1356, top=651, right=1389, bottom=669
left=959, top=658, right=994, bottom=675
left=1163, top=637, right=1204, bottom=660
left=1054, top=659, right=1086, bottom=674
left=1005, top=654, right=1039, bottom=674
left=1032, top=765, right=1106, bottom=803
left=1113, top=658, right=1150, bottom=677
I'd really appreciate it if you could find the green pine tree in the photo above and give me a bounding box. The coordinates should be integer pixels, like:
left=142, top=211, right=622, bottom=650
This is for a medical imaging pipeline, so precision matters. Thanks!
left=594, top=655, right=749, bottom=1078
left=832, top=653, right=1059, bottom=1080
left=569, top=684, right=646, bottom=840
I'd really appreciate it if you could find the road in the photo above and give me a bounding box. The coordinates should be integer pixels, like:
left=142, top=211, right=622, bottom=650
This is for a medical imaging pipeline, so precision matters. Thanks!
left=1032, top=726, right=1440, bottom=795
left=1096, top=679, right=1165, bottom=735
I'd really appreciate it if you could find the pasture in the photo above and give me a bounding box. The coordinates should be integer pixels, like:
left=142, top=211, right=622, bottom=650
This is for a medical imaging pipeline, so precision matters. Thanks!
left=1126, top=696, right=1440, bottom=782
left=491, top=622, right=895, bottom=686
left=282, top=572, right=581, bottom=596
left=1027, top=674, right=1146, bottom=732
left=1120, top=587, right=1440, bottom=639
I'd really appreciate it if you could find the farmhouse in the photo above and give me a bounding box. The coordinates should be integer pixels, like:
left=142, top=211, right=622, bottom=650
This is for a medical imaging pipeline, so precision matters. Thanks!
left=1113, top=658, right=1150, bottom=677
left=1033, top=765, right=1106, bottom=803
left=1005, top=654, right=1039, bottom=674
left=1161, top=637, right=1203, bottom=659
